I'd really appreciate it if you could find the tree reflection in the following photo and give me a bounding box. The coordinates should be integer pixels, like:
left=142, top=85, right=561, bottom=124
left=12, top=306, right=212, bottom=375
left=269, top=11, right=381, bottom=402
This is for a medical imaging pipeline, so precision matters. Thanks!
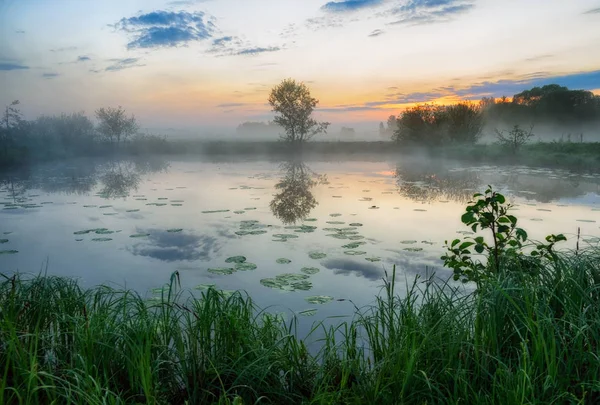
left=0, top=157, right=169, bottom=198
left=394, top=159, right=480, bottom=203
left=270, top=160, right=322, bottom=224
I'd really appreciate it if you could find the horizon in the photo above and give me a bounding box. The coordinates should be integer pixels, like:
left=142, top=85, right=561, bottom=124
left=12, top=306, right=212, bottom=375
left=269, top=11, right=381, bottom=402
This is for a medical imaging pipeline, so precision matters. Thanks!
left=1, top=0, right=600, bottom=133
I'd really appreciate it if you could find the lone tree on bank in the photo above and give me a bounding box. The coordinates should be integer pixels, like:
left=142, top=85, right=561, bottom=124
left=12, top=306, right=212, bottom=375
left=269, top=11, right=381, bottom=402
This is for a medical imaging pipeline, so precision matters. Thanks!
left=268, top=79, right=329, bottom=144
left=95, top=106, right=138, bottom=145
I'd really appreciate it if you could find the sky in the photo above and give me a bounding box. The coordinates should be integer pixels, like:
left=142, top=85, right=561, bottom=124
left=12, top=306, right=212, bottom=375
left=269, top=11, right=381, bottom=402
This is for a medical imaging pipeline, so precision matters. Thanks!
left=1, top=0, right=600, bottom=133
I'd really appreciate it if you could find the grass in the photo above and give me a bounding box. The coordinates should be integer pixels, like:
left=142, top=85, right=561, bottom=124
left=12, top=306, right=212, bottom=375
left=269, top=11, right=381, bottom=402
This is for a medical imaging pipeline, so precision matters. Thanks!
left=2, top=248, right=600, bottom=404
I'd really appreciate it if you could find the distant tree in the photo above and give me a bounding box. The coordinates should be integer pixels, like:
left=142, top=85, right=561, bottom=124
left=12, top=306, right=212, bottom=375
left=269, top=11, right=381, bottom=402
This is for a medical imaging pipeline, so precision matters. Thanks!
left=445, top=103, right=483, bottom=143
left=95, top=106, right=138, bottom=145
left=268, top=79, right=329, bottom=144
left=340, top=127, right=355, bottom=138
left=378, top=122, right=385, bottom=136
left=495, top=124, right=534, bottom=154
left=386, top=115, right=397, bottom=135
left=392, top=104, right=447, bottom=146
left=1, top=100, right=24, bottom=157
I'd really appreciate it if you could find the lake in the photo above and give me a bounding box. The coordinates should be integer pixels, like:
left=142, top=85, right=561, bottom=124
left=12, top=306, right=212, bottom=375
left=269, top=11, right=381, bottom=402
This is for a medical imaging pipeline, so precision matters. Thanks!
left=1, top=155, right=600, bottom=323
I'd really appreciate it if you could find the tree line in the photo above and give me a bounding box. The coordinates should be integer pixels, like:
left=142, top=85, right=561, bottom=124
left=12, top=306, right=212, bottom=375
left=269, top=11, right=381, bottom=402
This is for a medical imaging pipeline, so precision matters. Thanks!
left=382, top=84, right=600, bottom=149
left=0, top=103, right=167, bottom=167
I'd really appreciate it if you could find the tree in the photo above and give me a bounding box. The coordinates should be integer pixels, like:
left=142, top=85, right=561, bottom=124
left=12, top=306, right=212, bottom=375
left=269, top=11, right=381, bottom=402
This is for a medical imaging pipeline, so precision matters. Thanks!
left=95, top=106, right=138, bottom=145
left=495, top=124, right=534, bottom=154
left=379, top=122, right=385, bottom=136
left=270, top=161, right=318, bottom=224
left=268, top=79, right=329, bottom=144
left=386, top=115, right=397, bottom=135
left=1, top=100, right=24, bottom=157
left=445, top=103, right=483, bottom=143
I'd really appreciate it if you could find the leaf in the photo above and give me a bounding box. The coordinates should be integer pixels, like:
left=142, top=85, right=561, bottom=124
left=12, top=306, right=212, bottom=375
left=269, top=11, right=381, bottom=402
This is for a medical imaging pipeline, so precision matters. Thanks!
left=451, top=239, right=461, bottom=248
left=474, top=244, right=484, bottom=254
left=458, top=242, right=474, bottom=250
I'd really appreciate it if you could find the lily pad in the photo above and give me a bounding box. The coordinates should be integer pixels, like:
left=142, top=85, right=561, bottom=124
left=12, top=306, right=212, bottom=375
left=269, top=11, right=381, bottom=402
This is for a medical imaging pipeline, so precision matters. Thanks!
left=0, top=250, right=19, bottom=255
left=208, top=267, right=236, bottom=275
left=301, top=267, right=320, bottom=275
left=171, top=200, right=184, bottom=203
left=342, top=242, right=366, bottom=249
left=537, top=209, right=552, bottom=212
left=290, top=280, right=312, bottom=291
left=244, top=207, right=257, bottom=211
left=576, top=219, right=596, bottom=223
left=0, top=239, right=8, bottom=244
left=95, top=229, right=114, bottom=235
left=130, top=233, right=150, bottom=238
left=91, top=238, right=112, bottom=242
left=344, top=250, right=367, bottom=255
left=349, top=223, right=363, bottom=227
left=329, top=213, right=342, bottom=217
left=276, top=258, right=292, bottom=264
left=103, top=213, right=118, bottom=216
left=233, top=210, right=245, bottom=214
left=309, top=252, right=327, bottom=260
left=400, top=240, right=418, bottom=244
left=413, top=209, right=427, bottom=212
left=403, top=247, right=423, bottom=252
left=276, top=273, right=309, bottom=282
left=157, top=198, right=168, bottom=200
left=135, top=198, right=148, bottom=201
left=195, top=283, right=216, bottom=290
left=202, top=210, right=230, bottom=214
left=171, top=204, right=183, bottom=206
left=304, top=218, right=317, bottom=222
left=167, top=228, right=183, bottom=233
left=365, top=257, right=381, bottom=262
left=99, top=205, right=112, bottom=209
left=260, top=278, right=282, bottom=289
left=530, top=218, right=544, bottom=222
left=75, top=239, right=83, bottom=242
left=368, top=206, right=379, bottom=210
left=273, top=234, right=299, bottom=239
left=305, top=295, right=334, bottom=304
left=83, top=205, right=97, bottom=208
left=294, top=225, right=317, bottom=233
left=326, top=221, right=345, bottom=225
left=225, top=256, right=247, bottom=264
left=347, top=235, right=365, bottom=240
left=235, top=262, right=257, bottom=271
left=126, top=209, right=140, bottom=212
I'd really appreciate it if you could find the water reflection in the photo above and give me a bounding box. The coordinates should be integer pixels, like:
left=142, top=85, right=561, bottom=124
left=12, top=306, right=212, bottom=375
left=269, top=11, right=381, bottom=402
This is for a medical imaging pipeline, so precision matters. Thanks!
left=0, top=157, right=169, bottom=198
left=394, top=159, right=478, bottom=203
left=270, top=160, right=324, bottom=224
left=128, top=228, right=221, bottom=262
left=394, top=158, right=600, bottom=204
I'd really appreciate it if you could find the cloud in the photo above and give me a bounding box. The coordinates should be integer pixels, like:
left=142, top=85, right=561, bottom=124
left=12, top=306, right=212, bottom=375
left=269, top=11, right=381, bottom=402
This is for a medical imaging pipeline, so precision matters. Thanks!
left=168, top=0, right=210, bottom=6
left=15, top=30, right=25, bottom=34
left=321, top=0, right=384, bottom=12
left=208, top=36, right=282, bottom=56
left=451, top=70, right=600, bottom=99
left=389, top=0, right=475, bottom=25
left=114, top=10, right=215, bottom=49
left=42, top=73, right=60, bottom=79
left=0, top=62, right=29, bottom=71
left=105, top=57, right=145, bottom=72
left=50, top=46, right=78, bottom=52
left=368, top=29, right=384, bottom=37
left=77, top=56, right=91, bottom=62
left=584, top=7, right=600, bottom=14
left=236, top=46, right=280, bottom=55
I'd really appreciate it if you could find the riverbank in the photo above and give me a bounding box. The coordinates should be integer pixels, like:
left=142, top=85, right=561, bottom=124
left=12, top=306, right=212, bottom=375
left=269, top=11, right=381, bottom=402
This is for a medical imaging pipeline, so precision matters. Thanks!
left=2, top=248, right=599, bottom=404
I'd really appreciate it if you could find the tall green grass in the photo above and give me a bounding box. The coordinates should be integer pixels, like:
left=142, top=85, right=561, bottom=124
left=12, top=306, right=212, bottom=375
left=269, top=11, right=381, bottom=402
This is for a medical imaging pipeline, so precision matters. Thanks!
left=2, top=250, right=600, bottom=404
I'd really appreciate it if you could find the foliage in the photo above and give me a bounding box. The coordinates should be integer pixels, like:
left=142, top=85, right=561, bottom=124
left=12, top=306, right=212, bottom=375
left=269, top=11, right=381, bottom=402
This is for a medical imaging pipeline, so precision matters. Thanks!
left=26, top=112, right=96, bottom=157
left=494, top=124, right=534, bottom=154
left=268, top=78, right=330, bottom=144
left=442, top=186, right=566, bottom=287
left=2, top=245, right=600, bottom=403
left=0, top=101, right=25, bottom=160
left=95, top=106, right=139, bottom=145
left=392, top=103, right=483, bottom=146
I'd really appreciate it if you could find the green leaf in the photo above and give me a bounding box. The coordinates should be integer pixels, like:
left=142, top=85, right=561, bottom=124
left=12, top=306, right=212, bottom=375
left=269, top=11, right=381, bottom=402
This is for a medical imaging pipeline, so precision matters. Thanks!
left=496, top=194, right=506, bottom=204
left=474, top=244, right=484, bottom=254
left=451, top=239, right=461, bottom=247
left=459, top=242, right=475, bottom=250
left=474, top=236, right=484, bottom=244
left=461, top=212, right=475, bottom=224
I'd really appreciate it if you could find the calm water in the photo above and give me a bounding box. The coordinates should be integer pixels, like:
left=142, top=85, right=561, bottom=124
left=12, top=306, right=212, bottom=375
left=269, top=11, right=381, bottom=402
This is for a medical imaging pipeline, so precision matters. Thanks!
left=1, top=155, right=600, bottom=322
